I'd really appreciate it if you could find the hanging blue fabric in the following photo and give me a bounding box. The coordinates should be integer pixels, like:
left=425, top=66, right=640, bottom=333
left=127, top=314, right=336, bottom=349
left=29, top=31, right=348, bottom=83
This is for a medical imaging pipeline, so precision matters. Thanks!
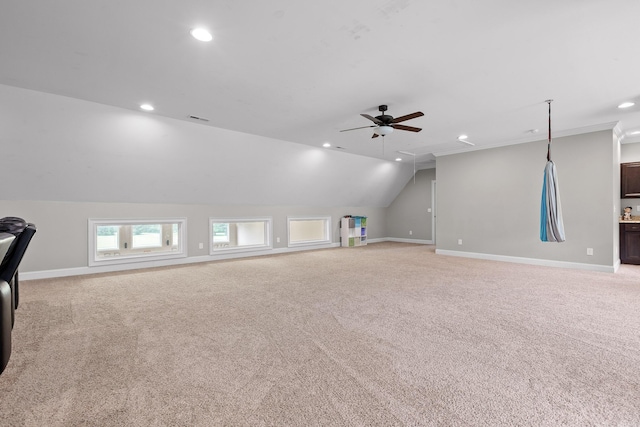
left=540, top=160, right=565, bottom=242
left=540, top=100, right=566, bottom=242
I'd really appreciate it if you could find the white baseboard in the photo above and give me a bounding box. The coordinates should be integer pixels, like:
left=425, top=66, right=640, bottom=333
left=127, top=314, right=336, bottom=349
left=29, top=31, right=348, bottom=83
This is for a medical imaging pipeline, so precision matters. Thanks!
left=29, top=240, right=617, bottom=280
left=21, top=243, right=340, bottom=280
left=378, top=237, right=433, bottom=245
left=435, top=249, right=617, bottom=273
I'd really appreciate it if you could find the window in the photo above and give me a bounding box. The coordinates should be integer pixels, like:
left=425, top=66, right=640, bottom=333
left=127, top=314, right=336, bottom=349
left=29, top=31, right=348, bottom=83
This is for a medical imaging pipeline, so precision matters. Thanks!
left=89, top=218, right=186, bottom=266
left=287, top=216, right=332, bottom=247
left=210, top=217, right=272, bottom=253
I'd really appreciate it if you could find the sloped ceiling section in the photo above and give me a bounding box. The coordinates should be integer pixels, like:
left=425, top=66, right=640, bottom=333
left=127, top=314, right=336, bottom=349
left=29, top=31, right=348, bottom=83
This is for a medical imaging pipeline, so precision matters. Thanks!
left=1, top=85, right=414, bottom=207
left=2, top=1, right=640, bottom=169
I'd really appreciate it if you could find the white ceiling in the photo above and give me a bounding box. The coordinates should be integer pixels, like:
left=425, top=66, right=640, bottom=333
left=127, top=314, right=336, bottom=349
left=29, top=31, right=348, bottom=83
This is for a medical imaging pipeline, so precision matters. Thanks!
left=2, top=0, right=640, bottom=168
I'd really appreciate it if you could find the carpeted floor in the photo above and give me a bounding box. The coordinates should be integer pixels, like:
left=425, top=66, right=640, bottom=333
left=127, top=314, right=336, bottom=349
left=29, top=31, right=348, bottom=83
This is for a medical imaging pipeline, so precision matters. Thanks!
left=1, top=242, right=639, bottom=426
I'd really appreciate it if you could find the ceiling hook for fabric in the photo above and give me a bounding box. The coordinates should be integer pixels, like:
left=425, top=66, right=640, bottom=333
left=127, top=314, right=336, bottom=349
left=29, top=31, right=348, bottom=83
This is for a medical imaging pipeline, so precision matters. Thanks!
left=546, top=99, right=553, bottom=161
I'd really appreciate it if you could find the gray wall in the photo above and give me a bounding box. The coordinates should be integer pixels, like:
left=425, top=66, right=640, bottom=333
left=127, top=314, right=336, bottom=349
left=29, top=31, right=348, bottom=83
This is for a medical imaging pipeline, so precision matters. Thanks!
left=386, top=168, right=436, bottom=241
left=0, top=200, right=386, bottom=273
left=1, top=84, right=413, bottom=207
left=0, top=84, right=406, bottom=275
left=435, top=130, right=619, bottom=268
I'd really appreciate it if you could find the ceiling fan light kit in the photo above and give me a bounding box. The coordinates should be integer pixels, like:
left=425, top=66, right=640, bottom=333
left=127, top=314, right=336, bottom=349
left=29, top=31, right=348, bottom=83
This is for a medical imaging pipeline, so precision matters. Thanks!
left=376, top=125, right=394, bottom=136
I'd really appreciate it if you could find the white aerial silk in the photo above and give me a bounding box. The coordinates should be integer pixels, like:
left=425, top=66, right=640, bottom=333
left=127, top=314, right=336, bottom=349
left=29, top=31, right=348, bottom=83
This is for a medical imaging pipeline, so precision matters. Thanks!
left=540, top=160, right=566, bottom=242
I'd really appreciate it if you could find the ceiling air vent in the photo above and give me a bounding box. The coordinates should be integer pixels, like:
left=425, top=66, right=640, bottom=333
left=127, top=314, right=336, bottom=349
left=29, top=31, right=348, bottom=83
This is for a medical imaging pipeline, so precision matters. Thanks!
left=188, top=115, right=210, bottom=122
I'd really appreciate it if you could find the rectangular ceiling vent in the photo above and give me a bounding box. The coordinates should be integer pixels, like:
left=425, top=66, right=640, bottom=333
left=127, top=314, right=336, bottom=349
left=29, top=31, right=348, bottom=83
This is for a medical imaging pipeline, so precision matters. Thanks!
left=188, top=115, right=210, bottom=122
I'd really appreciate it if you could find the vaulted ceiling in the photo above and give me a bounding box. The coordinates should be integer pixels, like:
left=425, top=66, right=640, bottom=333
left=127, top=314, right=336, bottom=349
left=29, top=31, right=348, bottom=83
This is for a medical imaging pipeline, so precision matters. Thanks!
left=2, top=1, right=640, bottom=168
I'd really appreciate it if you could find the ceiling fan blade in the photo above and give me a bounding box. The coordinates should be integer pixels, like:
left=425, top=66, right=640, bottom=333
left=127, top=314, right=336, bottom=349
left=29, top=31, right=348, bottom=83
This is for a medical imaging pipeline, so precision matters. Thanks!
left=392, top=124, right=422, bottom=132
left=372, top=133, right=379, bottom=139
left=361, top=114, right=384, bottom=125
left=391, top=112, right=424, bottom=123
left=340, top=125, right=376, bottom=132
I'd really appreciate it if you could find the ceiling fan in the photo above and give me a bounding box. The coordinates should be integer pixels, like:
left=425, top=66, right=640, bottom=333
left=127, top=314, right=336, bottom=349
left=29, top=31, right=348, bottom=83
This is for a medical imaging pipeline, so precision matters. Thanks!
left=340, top=105, right=424, bottom=138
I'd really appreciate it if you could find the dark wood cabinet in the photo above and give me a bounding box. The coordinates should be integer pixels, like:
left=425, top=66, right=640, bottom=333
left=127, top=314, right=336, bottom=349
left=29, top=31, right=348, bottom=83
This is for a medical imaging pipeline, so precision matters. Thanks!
left=620, top=162, right=640, bottom=198
left=620, top=223, right=640, bottom=264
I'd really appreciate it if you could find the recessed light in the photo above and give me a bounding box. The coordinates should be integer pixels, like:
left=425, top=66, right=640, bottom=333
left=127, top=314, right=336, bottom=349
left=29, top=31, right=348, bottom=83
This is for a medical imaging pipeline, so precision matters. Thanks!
left=395, top=158, right=402, bottom=162
left=458, top=134, right=468, bottom=140
left=140, top=104, right=154, bottom=111
left=190, top=28, right=213, bottom=42
left=618, top=101, right=635, bottom=109
left=629, top=130, right=640, bottom=135
left=322, top=142, right=331, bottom=148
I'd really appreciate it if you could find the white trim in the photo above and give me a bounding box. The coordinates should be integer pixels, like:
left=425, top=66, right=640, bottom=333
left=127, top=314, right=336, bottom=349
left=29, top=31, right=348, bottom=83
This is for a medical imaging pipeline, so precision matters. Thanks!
left=435, top=249, right=616, bottom=273
left=287, top=215, right=332, bottom=248
left=613, top=258, right=621, bottom=272
left=382, top=237, right=433, bottom=245
left=431, top=179, right=437, bottom=245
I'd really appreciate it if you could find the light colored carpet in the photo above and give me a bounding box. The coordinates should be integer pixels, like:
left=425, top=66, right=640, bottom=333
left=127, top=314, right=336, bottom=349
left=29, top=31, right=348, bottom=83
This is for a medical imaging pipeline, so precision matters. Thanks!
left=1, top=242, right=639, bottom=426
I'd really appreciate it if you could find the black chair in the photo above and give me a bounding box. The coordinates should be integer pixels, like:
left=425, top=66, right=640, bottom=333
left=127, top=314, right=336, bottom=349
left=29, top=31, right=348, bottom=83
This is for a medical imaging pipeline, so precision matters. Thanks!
left=0, top=222, right=37, bottom=326
left=0, top=232, right=16, bottom=375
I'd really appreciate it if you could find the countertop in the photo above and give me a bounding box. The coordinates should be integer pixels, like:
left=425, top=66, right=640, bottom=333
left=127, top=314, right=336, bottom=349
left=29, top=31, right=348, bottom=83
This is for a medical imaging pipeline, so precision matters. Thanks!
left=620, top=216, right=640, bottom=223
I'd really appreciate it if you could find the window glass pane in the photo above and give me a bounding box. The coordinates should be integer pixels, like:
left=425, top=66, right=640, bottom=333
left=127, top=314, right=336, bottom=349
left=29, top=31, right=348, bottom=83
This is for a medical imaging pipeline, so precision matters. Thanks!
left=236, top=221, right=265, bottom=246
left=290, top=219, right=327, bottom=243
left=132, top=224, right=162, bottom=248
left=213, top=223, right=229, bottom=242
left=287, top=217, right=331, bottom=247
left=97, top=225, right=119, bottom=250
left=172, top=224, right=179, bottom=247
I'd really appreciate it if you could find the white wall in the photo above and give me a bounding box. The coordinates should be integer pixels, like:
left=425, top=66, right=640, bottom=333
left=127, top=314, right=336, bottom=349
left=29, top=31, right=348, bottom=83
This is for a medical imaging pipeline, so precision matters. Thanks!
left=1, top=84, right=413, bottom=207
left=435, top=130, right=619, bottom=271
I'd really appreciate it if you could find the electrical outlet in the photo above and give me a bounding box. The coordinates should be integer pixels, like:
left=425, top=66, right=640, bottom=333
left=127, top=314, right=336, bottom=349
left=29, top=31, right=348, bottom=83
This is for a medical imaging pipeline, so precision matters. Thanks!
left=637, top=205, right=640, bottom=212
left=409, top=230, right=413, bottom=235
left=198, top=243, right=204, bottom=249
left=587, top=248, right=593, bottom=256
left=458, top=239, right=463, bottom=245
left=427, top=208, right=432, bottom=213
left=276, top=237, right=280, bottom=243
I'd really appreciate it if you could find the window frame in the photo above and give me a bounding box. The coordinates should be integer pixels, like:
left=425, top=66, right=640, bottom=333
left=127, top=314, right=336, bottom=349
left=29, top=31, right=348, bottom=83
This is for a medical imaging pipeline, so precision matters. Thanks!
left=209, top=217, right=272, bottom=254
left=88, top=218, right=187, bottom=267
left=287, top=216, right=332, bottom=248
